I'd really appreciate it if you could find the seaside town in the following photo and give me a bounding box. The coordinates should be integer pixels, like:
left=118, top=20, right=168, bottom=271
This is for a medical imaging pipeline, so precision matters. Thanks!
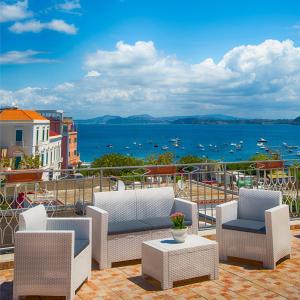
left=0, top=107, right=80, bottom=181
left=1, top=1, right=300, bottom=300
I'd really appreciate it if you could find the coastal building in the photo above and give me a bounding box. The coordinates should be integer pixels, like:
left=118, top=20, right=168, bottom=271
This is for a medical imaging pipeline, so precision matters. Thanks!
left=37, top=110, right=80, bottom=169
left=62, top=117, right=80, bottom=169
left=0, top=108, right=62, bottom=180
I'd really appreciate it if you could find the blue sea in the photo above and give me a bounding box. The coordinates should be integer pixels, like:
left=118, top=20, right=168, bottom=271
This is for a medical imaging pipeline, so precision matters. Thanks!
left=77, top=124, right=300, bottom=163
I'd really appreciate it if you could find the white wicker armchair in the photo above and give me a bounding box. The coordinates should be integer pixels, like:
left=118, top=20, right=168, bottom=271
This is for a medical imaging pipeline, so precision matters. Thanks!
left=87, top=187, right=198, bottom=269
left=13, top=205, right=92, bottom=300
left=216, top=188, right=291, bottom=269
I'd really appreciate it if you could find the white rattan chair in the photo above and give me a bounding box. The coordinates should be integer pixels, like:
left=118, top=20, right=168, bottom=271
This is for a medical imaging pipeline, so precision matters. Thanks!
left=112, top=179, right=126, bottom=191
left=13, top=205, right=92, bottom=300
left=216, top=188, right=291, bottom=269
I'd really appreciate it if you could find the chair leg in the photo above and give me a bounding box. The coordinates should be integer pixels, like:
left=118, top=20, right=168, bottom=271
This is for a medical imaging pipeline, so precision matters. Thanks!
left=263, top=260, right=276, bottom=269
left=66, top=291, right=75, bottom=300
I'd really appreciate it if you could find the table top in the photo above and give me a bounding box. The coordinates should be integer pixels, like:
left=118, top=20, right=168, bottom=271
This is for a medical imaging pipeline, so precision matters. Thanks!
left=143, top=234, right=217, bottom=253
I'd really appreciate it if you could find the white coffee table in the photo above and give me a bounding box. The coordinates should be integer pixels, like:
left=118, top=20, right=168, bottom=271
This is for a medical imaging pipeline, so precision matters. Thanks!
left=142, top=234, right=218, bottom=290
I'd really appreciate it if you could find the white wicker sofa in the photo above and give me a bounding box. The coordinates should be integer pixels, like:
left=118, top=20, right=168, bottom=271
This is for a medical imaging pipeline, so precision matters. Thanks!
left=216, top=188, right=291, bottom=269
left=87, top=187, right=198, bottom=269
left=13, top=205, right=92, bottom=300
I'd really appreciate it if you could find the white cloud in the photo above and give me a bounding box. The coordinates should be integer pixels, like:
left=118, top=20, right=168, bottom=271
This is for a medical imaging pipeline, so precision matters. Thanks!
left=2, top=39, right=300, bottom=118
left=0, top=0, right=32, bottom=23
left=85, top=70, right=101, bottom=78
left=9, top=19, right=78, bottom=34
left=56, top=0, right=81, bottom=11
left=0, top=50, right=55, bottom=64
left=54, top=82, right=75, bottom=91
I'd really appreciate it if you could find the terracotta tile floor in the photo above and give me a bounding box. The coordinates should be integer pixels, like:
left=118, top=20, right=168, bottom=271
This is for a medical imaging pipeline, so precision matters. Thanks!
left=1, top=230, right=300, bottom=300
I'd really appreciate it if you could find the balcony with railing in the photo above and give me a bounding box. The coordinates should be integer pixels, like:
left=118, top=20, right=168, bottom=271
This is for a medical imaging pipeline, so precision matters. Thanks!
left=0, top=160, right=300, bottom=298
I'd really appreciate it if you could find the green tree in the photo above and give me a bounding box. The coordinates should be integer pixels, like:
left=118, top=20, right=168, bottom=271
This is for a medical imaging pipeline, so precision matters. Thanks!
left=91, top=153, right=144, bottom=176
left=145, top=152, right=174, bottom=165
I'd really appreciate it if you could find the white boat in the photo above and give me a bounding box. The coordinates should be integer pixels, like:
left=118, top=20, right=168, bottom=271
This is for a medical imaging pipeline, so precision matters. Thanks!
left=229, top=149, right=234, bottom=153
left=173, top=142, right=179, bottom=147
left=125, top=146, right=130, bottom=149
left=161, top=145, right=169, bottom=150
left=169, top=138, right=180, bottom=143
left=257, top=138, right=267, bottom=143
left=230, top=143, right=237, bottom=146
left=257, top=142, right=264, bottom=147
left=198, top=144, right=204, bottom=148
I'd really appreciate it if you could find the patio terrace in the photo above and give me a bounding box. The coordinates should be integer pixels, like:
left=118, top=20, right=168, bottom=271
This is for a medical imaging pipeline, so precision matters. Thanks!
left=1, top=228, right=300, bottom=300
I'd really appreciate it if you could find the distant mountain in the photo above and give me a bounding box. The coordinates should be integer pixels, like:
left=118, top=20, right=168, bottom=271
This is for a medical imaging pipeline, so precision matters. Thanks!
left=293, top=116, right=300, bottom=124
left=75, top=114, right=240, bottom=124
left=76, top=114, right=298, bottom=125
left=76, top=115, right=118, bottom=124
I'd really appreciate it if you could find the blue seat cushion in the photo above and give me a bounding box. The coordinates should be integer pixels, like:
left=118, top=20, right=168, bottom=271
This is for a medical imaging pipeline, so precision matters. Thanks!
left=143, top=216, right=192, bottom=230
left=74, top=239, right=89, bottom=257
left=108, top=220, right=153, bottom=235
left=222, top=219, right=266, bottom=234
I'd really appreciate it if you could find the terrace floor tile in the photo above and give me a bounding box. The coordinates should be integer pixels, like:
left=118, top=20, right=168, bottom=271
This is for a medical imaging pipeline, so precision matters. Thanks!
left=1, top=230, right=300, bottom=299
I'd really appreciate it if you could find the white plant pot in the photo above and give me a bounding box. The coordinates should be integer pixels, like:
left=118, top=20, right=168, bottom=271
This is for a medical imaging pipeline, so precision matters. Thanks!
left=171, top=228, right=188, bottom=243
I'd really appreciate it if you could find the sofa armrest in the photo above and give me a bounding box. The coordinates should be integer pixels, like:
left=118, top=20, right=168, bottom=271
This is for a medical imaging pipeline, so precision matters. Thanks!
left=47, top=217, right=91, bottom=241
left=265, top=205, right=291, bottom=263
left=216, top=200, right=238, bottom=227
left=86, top=206, right=108, bottom=269
left=174, top=198, right=198, bottom=234
left=14, top=230, right=74, bottom=290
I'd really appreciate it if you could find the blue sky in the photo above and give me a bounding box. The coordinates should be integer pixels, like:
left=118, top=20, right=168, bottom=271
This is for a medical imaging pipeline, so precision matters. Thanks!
left=1, top=0, right=300, bottom=118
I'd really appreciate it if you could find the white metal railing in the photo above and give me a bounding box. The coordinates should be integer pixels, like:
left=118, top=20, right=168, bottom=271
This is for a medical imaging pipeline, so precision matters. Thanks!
left=0, top=159, right=299, bottom=250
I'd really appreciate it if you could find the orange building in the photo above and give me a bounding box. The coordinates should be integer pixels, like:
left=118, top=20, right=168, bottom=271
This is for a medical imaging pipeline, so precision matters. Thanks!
left=62, top=117, right=80, bottom=169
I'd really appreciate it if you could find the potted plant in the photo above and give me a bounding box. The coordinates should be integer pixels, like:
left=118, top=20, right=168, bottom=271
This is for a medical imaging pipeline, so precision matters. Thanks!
left=170, top=212, right=188, bottom=243
left=7, top=155, right=43, bottom=183
left=0, top=157, right=11, bottom=171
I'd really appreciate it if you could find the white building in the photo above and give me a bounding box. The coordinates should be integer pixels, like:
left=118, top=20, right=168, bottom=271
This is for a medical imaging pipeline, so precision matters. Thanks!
left=0, top=109, right=62, bottom=180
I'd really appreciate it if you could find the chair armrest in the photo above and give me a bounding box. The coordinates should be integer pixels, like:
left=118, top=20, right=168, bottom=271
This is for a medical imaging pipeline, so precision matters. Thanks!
left=14, top=231, right=74, bottom=287
left=174, top=198, right=198, bottom=234
left=265, top=205, right=291, bottom=262
left=47, top=217, right=91, bottom=241
left=216, top=200, right=238, bottom=226
left=86, top=206, right=108, bottom=268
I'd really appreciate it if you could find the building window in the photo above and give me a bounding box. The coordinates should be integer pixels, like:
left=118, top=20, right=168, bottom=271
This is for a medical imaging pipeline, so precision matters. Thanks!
left=50, top=151, right=52, bottom=164
left=14, top=156, right=22, bottom=169
left=74, top=150, right=77, bottom=156
left=46, top=152, right=48, bottom=165
left=46, top=128, right=49, bottom=141
left=36, top=128, right=39, bottom=144
left=42, top=128, right=45, bottom=141
left=16, top=129, right=23, bottom=146
left=74, top=137, right=77, bottom=143
left=69, top=137, right=71, bottom=143
left=41, top=153, right=45, bottom=166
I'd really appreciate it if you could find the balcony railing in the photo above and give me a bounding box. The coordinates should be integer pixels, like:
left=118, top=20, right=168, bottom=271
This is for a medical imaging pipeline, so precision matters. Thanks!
left=0, top=159, right=300, bottom=251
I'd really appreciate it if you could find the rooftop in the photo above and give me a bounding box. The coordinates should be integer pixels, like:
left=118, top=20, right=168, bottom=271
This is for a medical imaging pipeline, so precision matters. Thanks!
left=0, top=109, right=48, bottom=122
left=1, top=229, right=299, bottom=299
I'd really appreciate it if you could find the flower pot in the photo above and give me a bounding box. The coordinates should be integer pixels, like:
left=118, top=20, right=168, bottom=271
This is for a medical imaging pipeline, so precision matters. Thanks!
left=171, top=228, right=188, bottom=243
left=6, top=170, right=43, bottom=183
